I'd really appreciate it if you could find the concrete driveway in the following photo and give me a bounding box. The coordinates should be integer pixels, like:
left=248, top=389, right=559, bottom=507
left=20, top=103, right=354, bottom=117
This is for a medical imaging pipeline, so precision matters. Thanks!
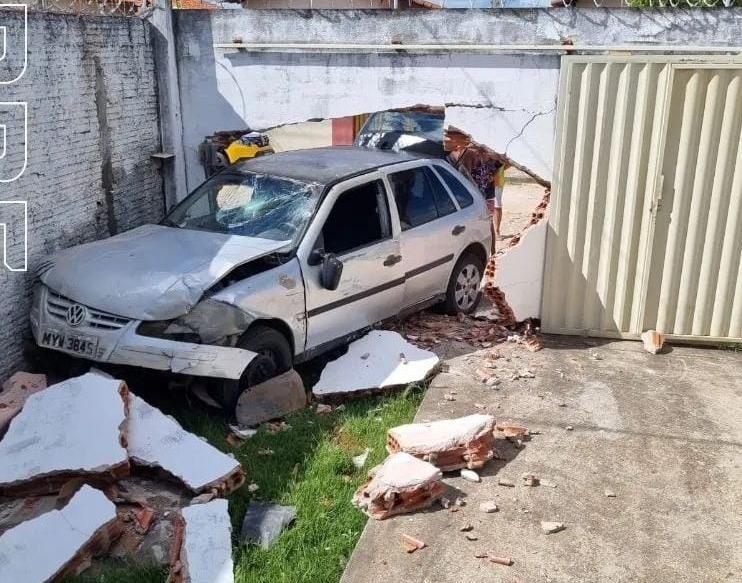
left=340, top=336, right=742, bottom=583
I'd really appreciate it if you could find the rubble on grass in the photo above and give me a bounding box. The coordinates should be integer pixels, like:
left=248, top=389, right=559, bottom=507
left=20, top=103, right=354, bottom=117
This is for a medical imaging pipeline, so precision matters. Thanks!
left=0, top=372, right=246, bottom=581
left=235, top=369, right=307, bottom=427
left=641, top=329, right=665, bottom=354
left=127, top=394, right=244, bottom=496
left=352, top=452, right=444, bottom=520
left=386, top=414, right=496, bottom=471
left=313, top=330, right=439, bottom=399
left=0, top=485, right=120, bottom=583
left=0, top=373, right=130, bottom=496
left=169, top=499, right=234, bottom=583
left=0, top=372, right=47, bottom=436
left=240, top=502, right=297, bottom=549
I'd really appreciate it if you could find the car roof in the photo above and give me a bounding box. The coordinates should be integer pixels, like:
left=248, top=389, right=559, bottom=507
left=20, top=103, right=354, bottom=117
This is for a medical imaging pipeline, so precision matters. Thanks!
left=233, top=146, right=430, bottom=185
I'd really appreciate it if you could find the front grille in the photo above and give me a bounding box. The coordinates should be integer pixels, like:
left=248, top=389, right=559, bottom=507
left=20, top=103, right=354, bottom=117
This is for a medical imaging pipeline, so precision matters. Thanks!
left=46, top=290, right=131, bottom=331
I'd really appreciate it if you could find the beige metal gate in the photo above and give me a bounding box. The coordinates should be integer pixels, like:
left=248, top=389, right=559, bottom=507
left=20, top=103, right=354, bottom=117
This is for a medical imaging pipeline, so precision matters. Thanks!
left=542, top=56, right=742, bottom=343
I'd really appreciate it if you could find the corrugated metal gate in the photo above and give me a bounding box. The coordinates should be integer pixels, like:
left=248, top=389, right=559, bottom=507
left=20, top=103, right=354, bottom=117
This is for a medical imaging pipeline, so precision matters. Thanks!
left=542, top=56, right=742, bottom=343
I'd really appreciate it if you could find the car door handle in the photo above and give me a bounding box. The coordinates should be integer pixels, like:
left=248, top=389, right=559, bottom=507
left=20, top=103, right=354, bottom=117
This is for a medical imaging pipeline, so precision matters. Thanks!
left=383, top=254, right=402, bottom=266
left=452, top=225, right=466, bottom=236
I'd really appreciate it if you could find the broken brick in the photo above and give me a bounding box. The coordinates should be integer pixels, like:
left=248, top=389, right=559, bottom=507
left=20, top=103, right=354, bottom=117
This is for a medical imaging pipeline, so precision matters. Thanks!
left=352, top=453, right=444, bottom=520
left=0, top=372, right=46, bottom=436
left=386, top=414, right=496, bottom=471
left=401, top=534, right=425, bottom=553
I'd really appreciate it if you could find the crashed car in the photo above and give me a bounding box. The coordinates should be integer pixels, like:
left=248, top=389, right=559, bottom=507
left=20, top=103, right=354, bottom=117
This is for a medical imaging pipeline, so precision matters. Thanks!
left=31, top=147, right=491, bottom=410
left=355, top=108, right=445, bottom=157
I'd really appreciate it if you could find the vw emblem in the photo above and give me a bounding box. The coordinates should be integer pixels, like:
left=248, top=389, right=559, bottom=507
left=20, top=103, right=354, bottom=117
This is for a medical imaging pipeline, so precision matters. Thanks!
left=66, top=304, right=87, bottom=327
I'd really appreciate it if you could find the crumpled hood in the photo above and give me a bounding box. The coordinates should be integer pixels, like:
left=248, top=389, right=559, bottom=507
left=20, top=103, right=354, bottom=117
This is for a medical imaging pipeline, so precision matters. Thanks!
left=41, top=224, right=290, bottom=321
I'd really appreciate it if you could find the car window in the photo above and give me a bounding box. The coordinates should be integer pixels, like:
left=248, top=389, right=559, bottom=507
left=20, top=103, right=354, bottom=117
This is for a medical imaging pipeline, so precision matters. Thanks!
left=426, top=167, right=457, bottom=217
left=434, top=166, right=475, bottom=209
left=388, top=166, right=455, bottom=231
left=319, top=180, right=391, bottom=256
left=165, top=170, right=321, bottom=247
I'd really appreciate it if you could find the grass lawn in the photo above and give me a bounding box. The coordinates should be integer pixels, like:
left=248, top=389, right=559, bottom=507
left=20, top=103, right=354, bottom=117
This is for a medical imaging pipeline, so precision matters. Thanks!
left=65, top=382, right=425, bottom=583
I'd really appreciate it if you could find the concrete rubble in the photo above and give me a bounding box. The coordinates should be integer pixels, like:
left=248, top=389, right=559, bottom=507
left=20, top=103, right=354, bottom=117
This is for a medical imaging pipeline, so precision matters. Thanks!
left=386, top=414, right=496, bottom=471
left=0, top=372, right=245, bottom=582
left=0, top=485, right=119, bottom=583
left=127, top=394, right=244, bottom=495
left=313, top=330, right=439, bottom=398
left=0, top=372, right=46, bottom=436
left=352, top=452, right=444, bottom=520
left=641, top=329, right=666, bottom=354
left=240, top=501, right=297, bottom=549
left=235, top=368, right=307, bottom=427
left=169, top=499, right=234, bottom=583
left=0, top=373, right=130, bottom=496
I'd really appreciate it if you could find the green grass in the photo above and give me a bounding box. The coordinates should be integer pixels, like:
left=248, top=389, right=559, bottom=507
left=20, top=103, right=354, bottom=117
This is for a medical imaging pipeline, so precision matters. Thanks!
left=66, top=384, right=424, bottom=583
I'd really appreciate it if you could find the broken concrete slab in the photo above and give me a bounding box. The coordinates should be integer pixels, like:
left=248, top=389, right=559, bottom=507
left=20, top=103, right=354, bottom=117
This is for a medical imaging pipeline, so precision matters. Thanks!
left=0, top=373, right=129, bottom=496
left=235, top=368, right=306, bottom=427
left=352, top=452, right=444, bottom=520
left=386, top=414, right=496, bottom=471
left=0, top=372, right=46, bottom=436
left=240, top=501, right=297, bottom=549
left=493, top=218, right=548, bottom=321
left=169, top=499, right=234, bottom=583
left=127, top=394, right=244, bottom=495
left=313, top=331, right=439, bottom=398
left=0, top=485, right=120, bottom=583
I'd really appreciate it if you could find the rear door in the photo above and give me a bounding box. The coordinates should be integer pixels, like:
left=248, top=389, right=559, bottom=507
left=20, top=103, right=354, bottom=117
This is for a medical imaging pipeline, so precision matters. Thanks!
left=383, top=162, right=466, bottom=309
left=299, top=174, right=405, bottom=350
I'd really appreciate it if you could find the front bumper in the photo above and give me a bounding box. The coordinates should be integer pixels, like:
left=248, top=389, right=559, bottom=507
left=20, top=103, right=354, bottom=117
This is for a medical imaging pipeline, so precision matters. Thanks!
left=31, top=285, right=256, bottom=379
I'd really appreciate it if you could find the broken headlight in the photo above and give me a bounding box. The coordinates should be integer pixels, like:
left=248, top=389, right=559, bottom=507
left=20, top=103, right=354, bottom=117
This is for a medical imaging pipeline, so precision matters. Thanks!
left=136, top=320, right=201, bottom=344
left=136, top=300, right=254, bottom=345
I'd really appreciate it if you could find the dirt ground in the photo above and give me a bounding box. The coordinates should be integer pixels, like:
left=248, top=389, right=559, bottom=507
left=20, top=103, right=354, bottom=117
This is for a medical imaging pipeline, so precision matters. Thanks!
left=497, top=181, right=546, bottom=251
left=340, top=336, right=742, bottom=583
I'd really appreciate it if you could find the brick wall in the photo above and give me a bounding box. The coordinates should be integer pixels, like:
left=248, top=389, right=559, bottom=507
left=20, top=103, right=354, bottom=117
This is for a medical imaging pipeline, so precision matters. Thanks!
left=0, top=11, right=163, bottom=381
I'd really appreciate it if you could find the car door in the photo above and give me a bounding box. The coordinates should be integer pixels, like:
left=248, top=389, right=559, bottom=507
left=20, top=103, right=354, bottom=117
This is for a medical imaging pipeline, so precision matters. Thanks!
left=299, top=174, right=404, bottom=351
left=383, top=162, right=466, bottom=310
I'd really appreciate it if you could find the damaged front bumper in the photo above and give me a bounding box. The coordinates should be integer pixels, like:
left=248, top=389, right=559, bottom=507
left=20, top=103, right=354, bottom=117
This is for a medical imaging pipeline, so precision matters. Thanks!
left=30, top=285, right=256, bottom=379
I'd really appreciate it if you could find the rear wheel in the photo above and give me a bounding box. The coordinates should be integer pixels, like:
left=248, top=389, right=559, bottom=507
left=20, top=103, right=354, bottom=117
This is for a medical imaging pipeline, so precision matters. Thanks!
left=443, top=252, right=485, bottom=316
left=209, top=325, right=293, bottom=414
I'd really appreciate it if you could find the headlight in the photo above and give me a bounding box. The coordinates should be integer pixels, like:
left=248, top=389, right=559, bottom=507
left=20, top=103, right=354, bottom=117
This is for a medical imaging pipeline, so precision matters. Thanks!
left=137, top=300, right=253, bottom=345
left=136, top=320, right=201, bottom=344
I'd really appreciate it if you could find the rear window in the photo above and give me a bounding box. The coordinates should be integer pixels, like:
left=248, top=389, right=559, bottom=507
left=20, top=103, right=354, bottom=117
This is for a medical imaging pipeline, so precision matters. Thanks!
left=435, top=166, right=475, bottom=209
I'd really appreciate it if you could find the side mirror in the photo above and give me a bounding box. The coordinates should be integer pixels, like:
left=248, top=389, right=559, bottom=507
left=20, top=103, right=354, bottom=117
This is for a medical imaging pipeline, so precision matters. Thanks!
left=321, top=253, right=343, bottom=291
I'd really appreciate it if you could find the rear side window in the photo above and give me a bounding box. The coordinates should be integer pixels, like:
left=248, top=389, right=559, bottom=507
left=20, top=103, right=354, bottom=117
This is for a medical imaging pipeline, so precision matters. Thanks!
left=388, top=166, right=456, bottom=231
left=435, top=166, right=475, bottom=209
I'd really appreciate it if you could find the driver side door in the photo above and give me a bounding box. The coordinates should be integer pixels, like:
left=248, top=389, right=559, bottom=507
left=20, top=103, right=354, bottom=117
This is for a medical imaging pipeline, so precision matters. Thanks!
left=298, top=174, right=404, bottom=351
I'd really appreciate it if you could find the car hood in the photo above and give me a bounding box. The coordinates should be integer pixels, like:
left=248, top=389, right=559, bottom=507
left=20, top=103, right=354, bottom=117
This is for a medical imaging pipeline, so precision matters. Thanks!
left=40, top=224, right=290, bottom=321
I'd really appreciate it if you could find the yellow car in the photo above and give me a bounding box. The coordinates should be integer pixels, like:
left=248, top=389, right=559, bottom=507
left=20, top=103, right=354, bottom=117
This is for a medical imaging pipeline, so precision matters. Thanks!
left=223, top=131, right=274, bottom=164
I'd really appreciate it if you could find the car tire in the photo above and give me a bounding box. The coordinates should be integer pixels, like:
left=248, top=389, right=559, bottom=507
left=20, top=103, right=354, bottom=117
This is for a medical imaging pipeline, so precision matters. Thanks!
left=443, top=251, right=485, bottom=316
left=210, top=325, right=293, bottom=414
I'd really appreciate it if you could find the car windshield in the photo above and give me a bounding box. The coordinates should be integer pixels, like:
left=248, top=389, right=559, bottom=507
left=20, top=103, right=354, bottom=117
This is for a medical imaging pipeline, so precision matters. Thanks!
left=164, top=170, right=322, bottom=246
left=362, top=111, right=444, bottom=142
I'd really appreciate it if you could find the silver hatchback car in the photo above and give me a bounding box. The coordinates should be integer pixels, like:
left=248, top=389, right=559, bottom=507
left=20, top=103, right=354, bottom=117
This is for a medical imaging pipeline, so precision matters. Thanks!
left=31, top=147, right=491, bottom=408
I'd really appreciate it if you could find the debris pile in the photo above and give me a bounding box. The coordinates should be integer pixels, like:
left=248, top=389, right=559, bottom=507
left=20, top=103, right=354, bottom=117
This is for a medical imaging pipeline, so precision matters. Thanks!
left=0, top=372, right=244, bottom=583
left=386, top=414, right=497, bottom=471
left=386, top=312, right=510, bottom=350
left=352, top=452, right=445, bottom=520
left=313, top=330, right=439, bottom=399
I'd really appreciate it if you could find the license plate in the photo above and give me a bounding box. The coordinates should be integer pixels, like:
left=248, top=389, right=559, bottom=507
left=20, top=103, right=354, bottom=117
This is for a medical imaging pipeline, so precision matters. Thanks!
left=40, top=329, right=98, bottom=357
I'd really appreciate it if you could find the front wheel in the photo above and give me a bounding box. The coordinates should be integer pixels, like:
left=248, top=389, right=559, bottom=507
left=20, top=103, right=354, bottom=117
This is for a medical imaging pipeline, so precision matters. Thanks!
left=209, top=325, right=293, bottom=414
left=442, top=252, right=485, bottom=316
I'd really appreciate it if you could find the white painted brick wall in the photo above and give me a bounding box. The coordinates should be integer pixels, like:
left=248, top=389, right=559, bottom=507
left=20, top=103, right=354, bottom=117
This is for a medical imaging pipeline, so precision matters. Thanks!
left=0, top=12, right=163, bottom=381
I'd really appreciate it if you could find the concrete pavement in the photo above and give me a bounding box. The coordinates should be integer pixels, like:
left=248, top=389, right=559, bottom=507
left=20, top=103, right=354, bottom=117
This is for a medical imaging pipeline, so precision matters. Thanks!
left=340, top=336, right=742, bottom=583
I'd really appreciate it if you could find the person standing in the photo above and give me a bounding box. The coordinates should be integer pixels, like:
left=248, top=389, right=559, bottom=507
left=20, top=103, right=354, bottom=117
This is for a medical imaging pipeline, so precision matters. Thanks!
left=490, top=158, right=510, bottom=240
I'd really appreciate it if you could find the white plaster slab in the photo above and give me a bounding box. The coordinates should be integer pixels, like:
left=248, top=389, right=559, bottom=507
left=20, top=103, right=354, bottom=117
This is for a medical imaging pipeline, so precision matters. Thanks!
left=313, top=331, right=439, bottom=397
left=493, top=217, right=548, bottom=321
left=127, top=394, right=241, bottom=492
left=0, top=485, right=117, bottom=583
left=0, top=373, right=128, bottom=489
left=388, top=414, right=496, bottom=455
left=180, top=499, right=234, bottom=583
left=367, top=452, right=442, bottom=490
